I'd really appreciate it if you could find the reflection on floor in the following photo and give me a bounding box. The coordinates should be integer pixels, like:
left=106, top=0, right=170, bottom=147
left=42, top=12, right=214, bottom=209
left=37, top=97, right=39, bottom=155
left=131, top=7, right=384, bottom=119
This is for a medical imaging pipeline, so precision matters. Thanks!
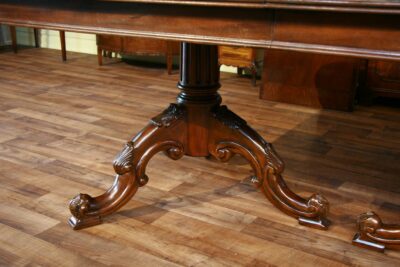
left=0, top=48, right=399, bottom=266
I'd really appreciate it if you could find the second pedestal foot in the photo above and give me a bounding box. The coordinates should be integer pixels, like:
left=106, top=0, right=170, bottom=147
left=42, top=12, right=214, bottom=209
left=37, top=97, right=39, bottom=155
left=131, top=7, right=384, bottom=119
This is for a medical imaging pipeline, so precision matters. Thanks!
left=353, top=211, right=400, bottom=252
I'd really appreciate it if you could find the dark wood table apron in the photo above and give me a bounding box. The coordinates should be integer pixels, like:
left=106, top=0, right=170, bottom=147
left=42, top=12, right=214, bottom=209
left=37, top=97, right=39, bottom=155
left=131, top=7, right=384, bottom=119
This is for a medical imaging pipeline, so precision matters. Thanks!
left=0, top=0, right=399, bottom=251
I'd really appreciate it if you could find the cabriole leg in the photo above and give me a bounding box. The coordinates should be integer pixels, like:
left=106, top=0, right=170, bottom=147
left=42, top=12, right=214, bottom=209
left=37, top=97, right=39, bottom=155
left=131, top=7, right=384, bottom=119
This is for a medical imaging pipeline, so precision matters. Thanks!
left=208, top=105, right=330, bottom=229
left=69, top=104, right=186, bottom=229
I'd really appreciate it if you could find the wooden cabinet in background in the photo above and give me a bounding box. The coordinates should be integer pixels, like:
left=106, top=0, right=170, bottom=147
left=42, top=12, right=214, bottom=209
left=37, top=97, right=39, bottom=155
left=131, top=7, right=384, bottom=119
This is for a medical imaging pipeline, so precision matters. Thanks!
left=96, top=35, right=179, bottom=74
left=260, top=49, right=362, bottom=111
left=218, top=46, right=259, bottom=86
left=365, top=60, right=400, bottom=99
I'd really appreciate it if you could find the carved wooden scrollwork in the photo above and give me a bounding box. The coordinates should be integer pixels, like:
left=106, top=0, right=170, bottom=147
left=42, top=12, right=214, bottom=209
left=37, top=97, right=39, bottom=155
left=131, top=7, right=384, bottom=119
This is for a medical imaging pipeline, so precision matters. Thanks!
left=68, top=171, right=137, bottom=229
left=263, top=166, right=329, bottom=229
left=69, top=193, right=95, bottom=220
left=353, top=211, right=400, bottom=252
left=69, top=43, right=330, bottom=231
left=68, top=108, right=186, bottom=230
left=135, top=140, right=184, bottom=186
left=209, top=105, right=330, bottom=230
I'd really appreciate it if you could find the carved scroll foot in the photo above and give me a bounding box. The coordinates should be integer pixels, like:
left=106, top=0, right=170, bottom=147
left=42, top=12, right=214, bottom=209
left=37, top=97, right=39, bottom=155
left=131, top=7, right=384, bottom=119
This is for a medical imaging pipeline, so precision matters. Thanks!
left=68, top=104, right=185, bottom=229
left=352, top=211, right=400, bottom=252
left=209, top=105, right=330, bottom=229
left=263, top=165, right=330, bottom=230
left=68, top=194, right=102, bottom=229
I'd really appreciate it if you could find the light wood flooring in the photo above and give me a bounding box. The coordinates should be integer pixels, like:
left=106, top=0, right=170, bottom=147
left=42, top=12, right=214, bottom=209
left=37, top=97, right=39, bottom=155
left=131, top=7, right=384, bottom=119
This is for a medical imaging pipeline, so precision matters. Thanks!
left=0, top=48, right=399, bottom=266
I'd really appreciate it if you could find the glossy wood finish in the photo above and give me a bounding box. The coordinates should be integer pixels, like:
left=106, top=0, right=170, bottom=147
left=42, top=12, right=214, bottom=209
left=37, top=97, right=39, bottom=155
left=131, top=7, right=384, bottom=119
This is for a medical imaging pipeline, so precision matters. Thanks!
left=1, top=0, right=399, bottom=250
left=100, top=0, right=400, bottom=14
left=69, top=43, right=330, bottom=230
left=0, top=49, right=399, bottom=265
left=0, top=1, right=400, bottom=60
left=260, top=49, right=361, bottom=111
left=353, top=212, right=400, bottom=252
left=96, top=35, right=179, bottom=74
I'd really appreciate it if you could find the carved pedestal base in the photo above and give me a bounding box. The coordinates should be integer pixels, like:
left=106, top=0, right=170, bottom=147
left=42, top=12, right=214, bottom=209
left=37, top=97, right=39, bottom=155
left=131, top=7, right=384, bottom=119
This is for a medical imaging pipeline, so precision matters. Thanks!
left=353, top=212, right=400, bottom=252
left=69, top=43, right=330, bottom=230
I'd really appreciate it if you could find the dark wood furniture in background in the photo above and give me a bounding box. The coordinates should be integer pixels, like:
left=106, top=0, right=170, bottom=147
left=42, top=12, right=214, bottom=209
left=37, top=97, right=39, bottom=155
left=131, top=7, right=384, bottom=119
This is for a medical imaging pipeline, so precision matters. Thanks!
left=8, top=25, right=67, bottom=61
left=1, top=0, right=399, bottom=252
left=260, top=50, right=361, bottom=111
left=9, top=25, right=39, bottom=52
left=218, top=46, right=259, bottom=86
left=97, top=35, right=179, bottom=74
left=364, top=60, right=400, bottom=99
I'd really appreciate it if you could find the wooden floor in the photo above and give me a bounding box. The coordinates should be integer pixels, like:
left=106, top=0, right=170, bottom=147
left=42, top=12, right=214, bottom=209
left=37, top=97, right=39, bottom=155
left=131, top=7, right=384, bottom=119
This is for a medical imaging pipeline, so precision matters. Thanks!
left=0, top=48, right=399, bottom=266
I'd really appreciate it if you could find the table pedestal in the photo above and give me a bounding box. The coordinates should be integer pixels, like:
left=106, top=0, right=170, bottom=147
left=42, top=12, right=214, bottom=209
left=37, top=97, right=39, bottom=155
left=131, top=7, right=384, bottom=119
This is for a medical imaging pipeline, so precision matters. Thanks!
left=68, top=43, right=330, bottom=230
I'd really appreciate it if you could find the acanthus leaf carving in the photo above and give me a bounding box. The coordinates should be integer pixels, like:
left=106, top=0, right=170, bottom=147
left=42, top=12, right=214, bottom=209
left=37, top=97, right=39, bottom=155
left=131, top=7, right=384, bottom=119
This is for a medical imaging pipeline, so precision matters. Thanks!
left=113, top=141, right=135, bottom=175
left=151, top=103, right=185, bottom=127
left=213, top=105, right=247, bottom=129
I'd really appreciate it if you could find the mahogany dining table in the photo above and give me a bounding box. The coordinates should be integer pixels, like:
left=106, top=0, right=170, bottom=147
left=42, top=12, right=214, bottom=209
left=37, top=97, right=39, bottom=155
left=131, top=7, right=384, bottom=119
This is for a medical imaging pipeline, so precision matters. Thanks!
left=0, top=0, right=399, bottom=252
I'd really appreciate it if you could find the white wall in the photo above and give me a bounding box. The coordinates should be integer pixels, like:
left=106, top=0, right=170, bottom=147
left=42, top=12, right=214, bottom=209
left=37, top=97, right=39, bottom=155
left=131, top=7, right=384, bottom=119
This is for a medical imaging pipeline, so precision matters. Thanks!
left=0, top=25, right=11, bottom=46
left=15, top=28, right=97, bottom=54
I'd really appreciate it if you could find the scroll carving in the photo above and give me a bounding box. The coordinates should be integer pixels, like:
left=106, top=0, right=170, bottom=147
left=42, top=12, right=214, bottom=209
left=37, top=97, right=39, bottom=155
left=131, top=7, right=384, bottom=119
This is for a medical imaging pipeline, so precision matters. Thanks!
left=135, top=140, right=184, bottom=187
left=210, top=107, right=330, bottom=230
left=353, top=211, right=400, bottom=252
left=69, top=115, right=185, bottom=230
left=68, top=44, right=330, bottom=231
left=69, top=193, right=94, bottom=220
left=263, top=143, right=284, bottom=174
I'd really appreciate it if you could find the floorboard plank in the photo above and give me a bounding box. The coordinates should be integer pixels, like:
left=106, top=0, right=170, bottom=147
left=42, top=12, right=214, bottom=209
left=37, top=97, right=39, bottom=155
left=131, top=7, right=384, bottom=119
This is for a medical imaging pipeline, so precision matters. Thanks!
left=0, top=48, right=399, bottom=266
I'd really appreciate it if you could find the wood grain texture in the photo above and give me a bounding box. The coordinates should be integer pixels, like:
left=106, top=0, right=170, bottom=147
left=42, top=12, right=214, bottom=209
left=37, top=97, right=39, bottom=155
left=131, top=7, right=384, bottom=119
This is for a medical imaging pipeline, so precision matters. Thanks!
left=0, top=48, right=399, bottom=265
left=353, top=211, right=400, bottom=252
left=0, top=1, right=400, bottom=60
left=260, top=49, right=360, bottom=111
left=101, top=0, right=400, bottom=14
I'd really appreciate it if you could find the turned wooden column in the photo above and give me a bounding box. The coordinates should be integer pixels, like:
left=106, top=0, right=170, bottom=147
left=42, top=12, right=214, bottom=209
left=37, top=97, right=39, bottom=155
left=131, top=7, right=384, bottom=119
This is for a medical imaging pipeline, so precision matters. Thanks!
left=69, top=42, right=330, bottom=230
left=177, top=43, right=221, bottom=156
